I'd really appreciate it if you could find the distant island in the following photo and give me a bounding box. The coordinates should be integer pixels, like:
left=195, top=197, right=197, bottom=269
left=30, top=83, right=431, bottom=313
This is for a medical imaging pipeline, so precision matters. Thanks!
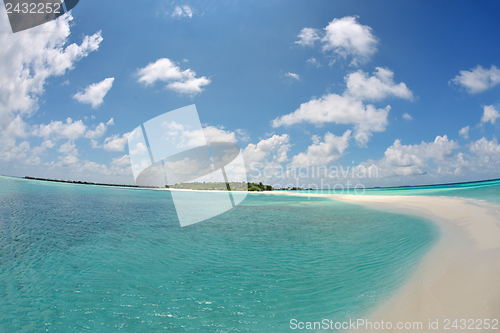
left=24, top=176, right=158, bottom=188
left=167, top=182, right=274, bottom=191
left=23, top=177, right=277, bottom=191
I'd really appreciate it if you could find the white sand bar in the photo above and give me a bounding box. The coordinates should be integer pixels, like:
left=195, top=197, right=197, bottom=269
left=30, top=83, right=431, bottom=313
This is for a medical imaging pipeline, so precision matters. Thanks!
left=277, top=192, right=500, bottom=332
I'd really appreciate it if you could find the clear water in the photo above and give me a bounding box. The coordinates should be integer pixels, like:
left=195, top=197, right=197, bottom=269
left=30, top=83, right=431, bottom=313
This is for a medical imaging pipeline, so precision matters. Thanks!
left=362, top=179, right=500, bottom=204
left=296, top=179, right=500, bottom=205
left=0, top=176, right=438, bottom=332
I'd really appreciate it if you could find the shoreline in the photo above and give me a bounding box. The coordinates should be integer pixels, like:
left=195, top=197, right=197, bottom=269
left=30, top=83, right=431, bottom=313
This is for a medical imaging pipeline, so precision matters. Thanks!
left=278, top=192, right=500, bottom=332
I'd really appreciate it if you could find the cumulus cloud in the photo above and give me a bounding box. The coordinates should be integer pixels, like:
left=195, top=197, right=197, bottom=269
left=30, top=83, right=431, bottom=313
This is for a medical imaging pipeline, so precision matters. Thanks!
left=166, top=77, right=211, bottom=95
left=73, top=78, right=114, bottom=108
left=367, top=135, right=463, bottom=177
left=322, top=16, right=378, bottom=65
left=481, top=105, right=500, bottom=125
left=291, top=130, right=351, bottom=167
left=58, top=141, right=78, bottom=156
left=3, top=115, right=29, bottom=139
left=465, top=137, right=500, bottom=174
left=468, top=136, right=500, bottom=156
left=235, top=129, right=250, bottom=142
left=137, top=58, right=210, bottom=96
left=296, top=16, right=378, bottom=66
left=0, top=14, right=102, bottom=166
left=1, top=140, right=30, bottom=163
left=459, top=126, right=469, bottom=139
left=111, top=154, right=131, bottom=167
left=345, top=67, right=413, bottom=101
left=243, top=134, right=291, bottom=166
left=29, top=116, right=113, bottom=156
left=53, top=155, right=80, bottom=167
left=203, top=126, right=237, bottom=143
left=0, top=15, right=102, bottom=130
left=285, top=72, right=300, bottom=80
left=402, top=113, right=413, bottom=121
left=32, top=118, right=87, bottom=141
left=272, top=65, right=413, bottom=146
left=295, top=28, right=320, bottom=46
left=84, top=118, right=114, bottom=139
left=306, top=57, right=320, bottom=66
left=172, top=5, right=193, bottom=18
left=103, top=132, right=130, bottom=152
left=451, top=65, right=500, bottom=94
left=156, top=121, right=237, bottom=149
left=271, top=93, right=389, bottom=146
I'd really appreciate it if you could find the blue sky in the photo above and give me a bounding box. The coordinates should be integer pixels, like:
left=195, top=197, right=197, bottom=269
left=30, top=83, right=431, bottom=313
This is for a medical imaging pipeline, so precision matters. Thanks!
left=1, top=0, right=500, bottom=187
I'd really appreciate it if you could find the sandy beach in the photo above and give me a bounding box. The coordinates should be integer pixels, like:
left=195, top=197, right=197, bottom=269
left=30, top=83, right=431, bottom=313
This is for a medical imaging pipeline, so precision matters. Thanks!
left=276, top=192, right=500, bottom=332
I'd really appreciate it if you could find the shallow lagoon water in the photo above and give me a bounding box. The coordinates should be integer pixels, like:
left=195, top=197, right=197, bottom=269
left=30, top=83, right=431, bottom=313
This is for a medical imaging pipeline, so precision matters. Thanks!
left=0, top=176, right=438, bottom=332
left=363, top=179, right=500, bottom=204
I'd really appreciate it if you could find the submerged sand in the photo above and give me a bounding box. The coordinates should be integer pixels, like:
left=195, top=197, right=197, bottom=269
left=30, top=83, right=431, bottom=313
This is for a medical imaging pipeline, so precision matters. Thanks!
left=276, top=192, right=500, bottom=332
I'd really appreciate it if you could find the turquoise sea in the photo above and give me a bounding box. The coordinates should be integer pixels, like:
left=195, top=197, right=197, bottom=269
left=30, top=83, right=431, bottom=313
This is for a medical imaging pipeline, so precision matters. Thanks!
left=298, top=178, right=500, bottom=205
left=0, top=176, right=440, bottom=332
left=362, top=179, right=500, bottom=204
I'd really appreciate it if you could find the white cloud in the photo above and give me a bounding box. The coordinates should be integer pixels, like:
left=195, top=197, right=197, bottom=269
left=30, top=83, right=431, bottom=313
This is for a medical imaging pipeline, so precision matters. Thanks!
left=73, top=78, right=114, bottom=108
left=272, top=66, right=413, bottom=146
left=32, top=118, right=87, bottom=141
left=295, top=28, right=320, bottom=47
left=234, top=129, right=249, bottom=142
left=321, top=16, right=378, bottom=65
left=0, top=140, right=30, bottom=163
left=44, top=155, right=133, bottom=181
left=166, top=77, right=211, bottom=95
left=0, top=15, right=102, bottom=130
left=459, top=126, right=469, bottom=139
left=79, top=160, right=132, bottom=178
left=90, top=139, right=101, bottom=148
left=23, top=139, right=55, bottom=165
left=285, top=72, right=300, bottom=80
left=481, top=105, right=500, bottom=125
left=242, top=134, right=293, bottom=183
left=296, top=17, right=377, bottom=66
left=203, top=126, right=237, bottom=143
left=49, top=154, right=80, bottom=168
left=345, top=67, right=413, bottom=101
left=451, top=65, right=500, bottom=94
left=172, top=5, right=193, bottom=18
left=271, top=93, right=389, bottom=146
left=111, top=154, right=131, bottom=167
left=465, top=137, right=500, bottom=174
left=84, top=118, right=114, bottom=139
left=3, top=115, right=29, bottom=139
left=137, top=58, right=210, bottom=96
left=103, top=132, right=130, bottom=152
left=41, top=140, right=55, bottom=149
left=157, top=121, right=237, bottom=149
left=57, top=141, right=78, bottom=156
left=29, top=116, right=114, bottom=158
left=402, top=113, right=413, bottom=121
left=0, top=14, right=102, bottom=166
left=291, top=130, right=351, bottom=167
left=306, top=57, right=320, bottom=66
left=368, top=135, right=462, bottom=177
left=468, top=137, right=500, bottom=156
left=243, top=134, right=291, bottom=165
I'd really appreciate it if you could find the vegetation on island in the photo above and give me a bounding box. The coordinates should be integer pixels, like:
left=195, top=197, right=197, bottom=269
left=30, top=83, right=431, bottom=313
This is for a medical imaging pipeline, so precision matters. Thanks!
left=25, top=176, right=299, bottom=191
left=166, top=181, right=274, bottom=191
left=24, top=176, right=159, bottom=188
